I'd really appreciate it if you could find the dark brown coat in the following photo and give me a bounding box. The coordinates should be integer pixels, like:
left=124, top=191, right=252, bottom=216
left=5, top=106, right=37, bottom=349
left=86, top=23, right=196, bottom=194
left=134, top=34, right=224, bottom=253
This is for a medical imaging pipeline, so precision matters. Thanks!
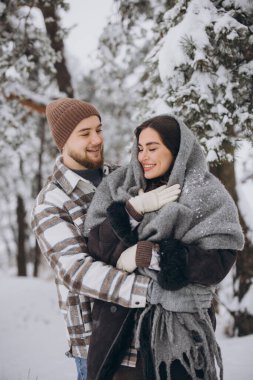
left=86, top=202, right=237, bottom=380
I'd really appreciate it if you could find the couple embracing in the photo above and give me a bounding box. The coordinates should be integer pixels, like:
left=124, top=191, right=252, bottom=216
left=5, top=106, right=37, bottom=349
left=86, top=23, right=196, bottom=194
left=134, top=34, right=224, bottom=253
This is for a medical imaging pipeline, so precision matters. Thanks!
left=32, top=98, right=244, bottom=380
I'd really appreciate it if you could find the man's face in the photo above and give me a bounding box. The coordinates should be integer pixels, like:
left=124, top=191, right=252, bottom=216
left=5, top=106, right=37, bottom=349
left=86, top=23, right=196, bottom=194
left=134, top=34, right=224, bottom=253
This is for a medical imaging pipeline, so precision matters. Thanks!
left=62, top=115, right=104, bottom=170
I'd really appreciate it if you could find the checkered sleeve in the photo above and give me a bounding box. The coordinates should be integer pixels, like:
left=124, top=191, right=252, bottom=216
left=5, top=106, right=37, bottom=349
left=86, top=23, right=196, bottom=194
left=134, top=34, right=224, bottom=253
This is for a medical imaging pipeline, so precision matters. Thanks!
left=31, top=201, right=149, bottom=309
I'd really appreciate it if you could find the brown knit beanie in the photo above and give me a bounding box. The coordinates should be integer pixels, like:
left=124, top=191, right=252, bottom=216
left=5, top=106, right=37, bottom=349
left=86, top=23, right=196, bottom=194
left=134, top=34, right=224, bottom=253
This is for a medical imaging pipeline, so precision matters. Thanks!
left=46, top=98, right=101, bottom=150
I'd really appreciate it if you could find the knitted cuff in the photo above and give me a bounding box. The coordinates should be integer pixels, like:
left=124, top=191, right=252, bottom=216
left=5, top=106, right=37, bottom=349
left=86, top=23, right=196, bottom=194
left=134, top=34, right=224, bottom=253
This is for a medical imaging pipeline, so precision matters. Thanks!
left=136, top=241, right=153, bottom=267
left=125, top=201, right=143, bottom=222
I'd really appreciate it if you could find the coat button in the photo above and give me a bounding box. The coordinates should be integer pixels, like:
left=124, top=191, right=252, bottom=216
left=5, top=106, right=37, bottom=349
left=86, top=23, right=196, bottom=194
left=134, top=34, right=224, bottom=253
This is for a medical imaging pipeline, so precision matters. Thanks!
left=110, top=305, right=117, bottom=313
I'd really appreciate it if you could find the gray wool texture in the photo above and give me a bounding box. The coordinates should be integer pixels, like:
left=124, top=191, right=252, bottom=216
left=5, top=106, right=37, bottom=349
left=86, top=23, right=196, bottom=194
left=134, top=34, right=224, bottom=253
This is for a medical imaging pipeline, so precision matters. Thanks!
left=84, top=115, right=244, bottom=379
left=85, top=116, right=244, bottom=251
left=136, top=273, right=222, bottom=379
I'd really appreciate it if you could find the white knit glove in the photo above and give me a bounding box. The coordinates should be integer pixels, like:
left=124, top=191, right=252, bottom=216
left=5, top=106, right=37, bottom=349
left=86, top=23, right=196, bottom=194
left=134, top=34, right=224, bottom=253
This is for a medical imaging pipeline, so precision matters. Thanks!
left=116, top=244, right=137, bottom=273
left=128, top=184, right=181, bottom=215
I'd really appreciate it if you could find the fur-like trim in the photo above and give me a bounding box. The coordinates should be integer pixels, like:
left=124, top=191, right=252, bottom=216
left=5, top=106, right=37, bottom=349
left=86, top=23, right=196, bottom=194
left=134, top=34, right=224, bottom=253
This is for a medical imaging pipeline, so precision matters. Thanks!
left=157, top=238, right=189, bottom=290
left=107, top=202, right=138, bottom=246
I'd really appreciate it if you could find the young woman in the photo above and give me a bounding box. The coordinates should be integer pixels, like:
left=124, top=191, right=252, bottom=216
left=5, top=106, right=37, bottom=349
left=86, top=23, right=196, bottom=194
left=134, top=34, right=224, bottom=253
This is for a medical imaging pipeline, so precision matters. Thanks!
left=84, top=115, right=244, bottom=380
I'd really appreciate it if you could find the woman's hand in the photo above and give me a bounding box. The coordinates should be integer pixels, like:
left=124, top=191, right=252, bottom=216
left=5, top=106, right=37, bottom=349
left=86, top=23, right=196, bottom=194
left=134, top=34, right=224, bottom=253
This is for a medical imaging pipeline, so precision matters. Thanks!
left=128, top=184, right=181, bottom=215
left=116, top=244, right=137, bottom=273
left=116, top=242, right=161, bottom=273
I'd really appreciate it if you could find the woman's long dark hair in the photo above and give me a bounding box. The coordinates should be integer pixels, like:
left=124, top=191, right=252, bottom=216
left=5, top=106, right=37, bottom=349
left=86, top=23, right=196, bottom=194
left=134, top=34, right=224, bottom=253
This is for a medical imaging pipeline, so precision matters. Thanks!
left=135, top=115, right=181, bottom=190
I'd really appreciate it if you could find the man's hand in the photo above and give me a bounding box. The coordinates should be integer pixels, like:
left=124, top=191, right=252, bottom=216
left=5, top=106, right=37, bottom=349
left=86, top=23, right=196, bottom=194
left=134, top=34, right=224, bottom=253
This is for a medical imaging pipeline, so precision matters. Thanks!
left=116, top=244, right=137, bottom=273
left=128, top=184, right=181, bottom=215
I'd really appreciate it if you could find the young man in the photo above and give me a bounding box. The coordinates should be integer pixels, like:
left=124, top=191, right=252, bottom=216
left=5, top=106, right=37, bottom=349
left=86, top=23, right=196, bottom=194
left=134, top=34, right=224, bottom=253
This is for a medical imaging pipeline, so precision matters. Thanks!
left=31, top=98, right=150, bottom=380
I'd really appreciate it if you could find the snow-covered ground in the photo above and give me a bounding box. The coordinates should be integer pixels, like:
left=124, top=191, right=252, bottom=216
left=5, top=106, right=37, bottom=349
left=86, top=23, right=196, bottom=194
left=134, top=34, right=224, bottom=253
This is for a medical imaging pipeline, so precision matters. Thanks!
left=0, top=275, right=252, bottom=380
left=0, top=275, right=74, bottom=380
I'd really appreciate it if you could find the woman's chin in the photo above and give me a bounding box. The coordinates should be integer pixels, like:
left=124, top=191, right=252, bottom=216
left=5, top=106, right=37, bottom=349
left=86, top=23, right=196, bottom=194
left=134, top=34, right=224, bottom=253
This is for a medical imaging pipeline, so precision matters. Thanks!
left=144, top=171, right=156, bottom=179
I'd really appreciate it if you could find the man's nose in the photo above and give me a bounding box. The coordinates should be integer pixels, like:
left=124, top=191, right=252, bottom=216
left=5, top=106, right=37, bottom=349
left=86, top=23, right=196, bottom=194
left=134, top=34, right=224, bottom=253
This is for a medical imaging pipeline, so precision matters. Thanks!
left=91, top=132, right=103, bottom=145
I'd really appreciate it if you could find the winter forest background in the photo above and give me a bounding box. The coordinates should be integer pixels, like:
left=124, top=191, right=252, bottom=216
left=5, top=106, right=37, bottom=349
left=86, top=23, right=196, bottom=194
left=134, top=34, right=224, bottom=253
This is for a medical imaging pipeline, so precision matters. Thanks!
left=0, top=0, right=253, bottom=379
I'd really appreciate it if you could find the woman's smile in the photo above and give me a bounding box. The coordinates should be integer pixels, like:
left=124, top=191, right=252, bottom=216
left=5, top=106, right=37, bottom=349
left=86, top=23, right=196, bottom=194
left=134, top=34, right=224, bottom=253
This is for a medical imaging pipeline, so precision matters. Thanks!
left=142, top=163, right=156, bottom=172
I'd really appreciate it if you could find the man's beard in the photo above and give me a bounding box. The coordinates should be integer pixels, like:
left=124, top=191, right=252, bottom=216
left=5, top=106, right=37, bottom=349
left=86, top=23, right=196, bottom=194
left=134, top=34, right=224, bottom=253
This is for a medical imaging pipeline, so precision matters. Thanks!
left=69, top=146, right=104, bottom=169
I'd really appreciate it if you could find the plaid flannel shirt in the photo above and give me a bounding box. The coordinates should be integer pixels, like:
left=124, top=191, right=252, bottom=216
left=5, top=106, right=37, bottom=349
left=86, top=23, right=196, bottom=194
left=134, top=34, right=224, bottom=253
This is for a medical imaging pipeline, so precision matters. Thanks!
left=31, top=156, right=150, bottom=366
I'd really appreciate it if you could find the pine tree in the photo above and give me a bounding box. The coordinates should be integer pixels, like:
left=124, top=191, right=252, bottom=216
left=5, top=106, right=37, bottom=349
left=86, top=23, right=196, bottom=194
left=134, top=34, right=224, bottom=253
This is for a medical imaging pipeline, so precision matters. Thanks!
left=0, top=0, right=72, bottom=276
left=140, top=0, right=253, bottom=336
left=138, top=0, right=253, bottom=158
left=78, top=0, right=164, bottom=162
left=95, top=0, right=253, bottom=335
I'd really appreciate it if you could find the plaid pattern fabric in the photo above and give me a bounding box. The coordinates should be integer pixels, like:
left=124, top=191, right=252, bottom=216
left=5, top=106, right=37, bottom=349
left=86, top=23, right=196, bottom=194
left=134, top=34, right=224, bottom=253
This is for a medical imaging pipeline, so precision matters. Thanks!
left=31, top=156, right=149, bottom=364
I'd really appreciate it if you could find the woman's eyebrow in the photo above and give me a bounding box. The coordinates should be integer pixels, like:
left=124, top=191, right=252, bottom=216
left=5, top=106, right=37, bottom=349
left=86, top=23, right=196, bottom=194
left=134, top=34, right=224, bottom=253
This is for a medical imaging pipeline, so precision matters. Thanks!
left=138, top=142, right=160, bottom=147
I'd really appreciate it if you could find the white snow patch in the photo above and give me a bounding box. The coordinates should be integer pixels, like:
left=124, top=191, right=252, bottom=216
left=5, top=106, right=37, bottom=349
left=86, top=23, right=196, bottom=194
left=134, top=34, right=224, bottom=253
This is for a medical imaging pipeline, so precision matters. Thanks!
left=222, top=0, right=253, bottom=13
left=159, top=0, right=217, bottom=81
left=0, top=275, right=75, bottom=380
left=235, top=141, right=253, bottom=241
left=0, top=274, right=253, bottom=379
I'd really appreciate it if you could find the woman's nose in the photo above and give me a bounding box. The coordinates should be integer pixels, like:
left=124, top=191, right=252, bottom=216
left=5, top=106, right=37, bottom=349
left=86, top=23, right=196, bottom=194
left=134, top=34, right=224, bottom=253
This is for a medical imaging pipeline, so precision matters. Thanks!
left=141, top=150, right=149, bottom=160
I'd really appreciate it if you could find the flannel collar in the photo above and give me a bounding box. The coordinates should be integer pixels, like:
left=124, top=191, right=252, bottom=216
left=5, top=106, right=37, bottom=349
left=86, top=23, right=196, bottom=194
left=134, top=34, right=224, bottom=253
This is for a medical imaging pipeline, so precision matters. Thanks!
left=52, top=155, right=110, bottom=195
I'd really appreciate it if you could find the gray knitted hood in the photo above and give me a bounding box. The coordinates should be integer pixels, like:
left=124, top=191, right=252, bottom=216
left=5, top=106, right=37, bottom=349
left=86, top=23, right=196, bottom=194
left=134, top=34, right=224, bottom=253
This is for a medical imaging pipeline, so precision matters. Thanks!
left=85, top=115, right=244, bottom=251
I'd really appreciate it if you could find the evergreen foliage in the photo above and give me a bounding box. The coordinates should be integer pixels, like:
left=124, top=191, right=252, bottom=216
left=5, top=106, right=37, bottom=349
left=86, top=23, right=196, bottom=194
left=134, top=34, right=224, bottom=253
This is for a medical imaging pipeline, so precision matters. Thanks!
left=93, top=0, right=253, bottom=335
left=95, top=0, right=253, bottom=162
left=0, top=0, right=68, bottom=273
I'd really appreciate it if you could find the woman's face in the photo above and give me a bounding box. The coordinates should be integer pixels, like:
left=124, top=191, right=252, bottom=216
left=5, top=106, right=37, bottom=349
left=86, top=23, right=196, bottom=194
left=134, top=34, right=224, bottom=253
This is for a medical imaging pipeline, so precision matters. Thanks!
left=138, top=127, right=174, bottom=179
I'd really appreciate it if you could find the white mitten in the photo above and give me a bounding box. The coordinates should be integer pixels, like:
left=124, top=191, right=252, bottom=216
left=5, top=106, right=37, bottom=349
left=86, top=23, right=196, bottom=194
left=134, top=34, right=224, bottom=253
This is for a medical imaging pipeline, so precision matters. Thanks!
left=128, top=184, right=181, bottom=215
left=116, top=244, right=137, bottom=273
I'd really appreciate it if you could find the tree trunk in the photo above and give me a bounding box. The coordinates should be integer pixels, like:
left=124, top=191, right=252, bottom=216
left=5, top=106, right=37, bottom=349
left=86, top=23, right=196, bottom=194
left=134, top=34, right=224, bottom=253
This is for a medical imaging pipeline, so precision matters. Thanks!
left=38, top=1, right=74, bottom=97
left=210, top=160, right=253, bottom=336
left=31, top=2, right=74, bottom=273
left=33, top=241, right=41, bottom=277
left=33, top=118, right=45, bottom=277
left=16, top=194, right=27, bottom=276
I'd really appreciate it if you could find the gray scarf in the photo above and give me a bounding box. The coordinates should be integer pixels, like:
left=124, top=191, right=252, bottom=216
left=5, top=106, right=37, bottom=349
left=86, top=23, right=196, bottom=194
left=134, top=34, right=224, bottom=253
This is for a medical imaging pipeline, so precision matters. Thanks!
left=85, top=116, right=244, bottom=379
